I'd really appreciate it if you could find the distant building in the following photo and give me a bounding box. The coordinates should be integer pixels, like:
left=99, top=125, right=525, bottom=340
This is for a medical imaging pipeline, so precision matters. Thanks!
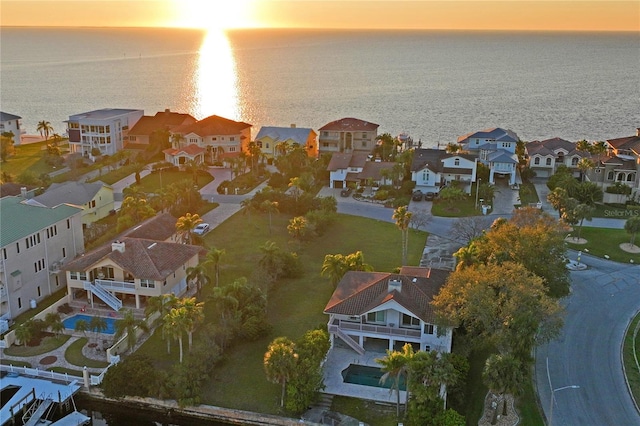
left=525, top=137, right=589, bottom=178
left=254, top=125, right=318, bottom=158
left=458, top=127, right=519, bottom=185
left=66, top=108, right=144, bottom=160
left=164, top=115, right=252, bottom=166
left=589, top=128, right=640, bottom=201
left=318, top=118, right=379, bottom=155
left=0, top=196, right=84, bottom=322
left=26, top=181, right=114, bottom=227
left=0, top=112, right=24, bottom=145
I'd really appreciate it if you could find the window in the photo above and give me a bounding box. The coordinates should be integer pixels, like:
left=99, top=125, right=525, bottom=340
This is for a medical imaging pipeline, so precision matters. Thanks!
left=571, top=157, right=579, bottom=166
left=607, top=171, right=614, bottom=180
left=2, top=248, right=6, bottom=260
left=422, top=170, right=430, bottom=182
left=257, top=141, right=262, bottom=148
left=361, top=141, right=367, bottom=148
left=362, top=132, right=367, bottom=138
left=55, top=276, right=59, bottom=287
left=129, top=136, right=137, bottom=141
left=628, top=174, right=635, bottom=182
left=67, top=219, right=71, bottom=229
left=454, top=158, right=460, bottom=166
left=534, top=157, right=540, bottom=165
left=189, top=138, right=198, bottom=143
left=37, top=286, right=41, bottom=297
left=16, top=242, right=20, bottom=254
left=367, top=311, right=386, bottom=323
left=229, top=146, right=236, bottom=152
left=62, top=247, right=66, bottom=258
left=424, top=324, right=435, bottom=334
left=230, top=137, right=235, bottom=141
left=401, top=314, right=420, bottom=328
left=140, top=279, right=155, bottom=288
left=18, top=298, right=22, bottom=309
left=546, top=158, right=552, bottom=166
left=34, top=258, right=45, bottom=273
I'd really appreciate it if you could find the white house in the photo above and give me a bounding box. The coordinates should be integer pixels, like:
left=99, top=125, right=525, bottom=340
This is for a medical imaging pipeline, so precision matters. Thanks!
left=525, top=137, right=589, bottom=178
left=410, top=148, right=478, bottom=194
left=458, top=127, right=519, bottom=185
left=0, top=196, right=84, bottom=324
left=326, top=151, right=370, bottom=189
left=0, top=112, right=24, bottom=145
left=66, top=108, right=144, bottom=160
left=324, top=267, right=452, bottom=355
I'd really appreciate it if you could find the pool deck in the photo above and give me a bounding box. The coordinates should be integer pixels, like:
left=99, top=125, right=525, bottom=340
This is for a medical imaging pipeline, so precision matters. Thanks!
left=322, top=346, right=407, bottom=404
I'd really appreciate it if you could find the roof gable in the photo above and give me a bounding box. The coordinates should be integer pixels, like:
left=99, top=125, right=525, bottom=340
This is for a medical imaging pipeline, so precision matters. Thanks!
left=31, top=181, right=109, bottom=207
left=172, top=115, right=251, bottom=137
left=319, top=117, right=379, bottom=132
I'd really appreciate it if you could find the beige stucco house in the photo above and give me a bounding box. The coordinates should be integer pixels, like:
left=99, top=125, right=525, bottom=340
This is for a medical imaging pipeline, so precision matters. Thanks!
left=318, top=118, right=379, bottom=155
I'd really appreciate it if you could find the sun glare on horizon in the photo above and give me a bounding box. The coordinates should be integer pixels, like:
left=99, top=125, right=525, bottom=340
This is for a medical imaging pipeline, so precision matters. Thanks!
left=173, top=0, right=260, bottom=30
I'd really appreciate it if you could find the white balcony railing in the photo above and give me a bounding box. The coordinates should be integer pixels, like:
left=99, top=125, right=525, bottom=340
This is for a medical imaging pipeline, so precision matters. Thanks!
left=94, top=279, right=136, bottom=293
left=329, top=318, right=421, bottom=339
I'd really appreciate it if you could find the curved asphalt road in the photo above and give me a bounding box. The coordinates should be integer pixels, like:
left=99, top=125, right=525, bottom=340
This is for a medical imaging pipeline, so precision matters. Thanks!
left=535, top=251, right=640, bottom=426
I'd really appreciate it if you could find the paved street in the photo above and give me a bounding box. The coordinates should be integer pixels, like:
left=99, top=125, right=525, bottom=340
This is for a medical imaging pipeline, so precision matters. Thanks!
left=535, top=251, right=640, bottom=426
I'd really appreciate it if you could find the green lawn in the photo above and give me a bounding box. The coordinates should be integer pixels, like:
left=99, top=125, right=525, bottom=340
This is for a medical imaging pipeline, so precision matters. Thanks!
left=518, top=182, right=540, bottom=205
left=65, top=337, right=110, bottom=368
left=0, top=140, right=66, bottom=178
left=566, top=227, right=640, bottom=264
left=431, top=196, right=478, bottom=217
left=3, top=335, right=70, bottom=357
left=623, top=311, right=640, bottom=405
left=137, top=211, right=428, bottom=415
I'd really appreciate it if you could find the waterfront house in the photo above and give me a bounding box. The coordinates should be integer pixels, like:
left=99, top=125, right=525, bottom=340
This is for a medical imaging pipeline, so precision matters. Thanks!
left=254, top=125, right=318, bottom=159
left=164, top=114, right=252, bottom=165
left=27, top=181, right=114, bottom=228
left=62, top=237, right=201, bottom=311
left=121, top=212, right=180, bottom=243
left=318, top=117, right=379, bottom=155
left=66, top=108, right=144, bottom=160
left=525, top=137, right=589, bottom=178
left=410, top=148, right=477, bottom=194
left=0, top=112, right=24, bottom=145
left=458, top=127, right=519, bottom=185
left=126, top=109, right=196, bottom=146
left=327, top=151, right=370, bottom=189
left=324, top=267, right=452, bottom=355
left=0, top=196, right=84, bottom=325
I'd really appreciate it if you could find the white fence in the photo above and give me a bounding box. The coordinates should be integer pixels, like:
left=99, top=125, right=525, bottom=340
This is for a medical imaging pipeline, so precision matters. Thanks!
left=0, top=364, right=80, bottom=384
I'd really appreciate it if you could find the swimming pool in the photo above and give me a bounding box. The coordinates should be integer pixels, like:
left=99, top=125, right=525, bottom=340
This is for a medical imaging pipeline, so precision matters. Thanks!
left=341, top=364, right=406, bottom=391
left=62, top=314, right=117, bottom=335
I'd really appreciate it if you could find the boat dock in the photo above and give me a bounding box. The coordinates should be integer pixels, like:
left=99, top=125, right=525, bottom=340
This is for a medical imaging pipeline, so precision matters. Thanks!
left=0, top=366, right=89, bottom=426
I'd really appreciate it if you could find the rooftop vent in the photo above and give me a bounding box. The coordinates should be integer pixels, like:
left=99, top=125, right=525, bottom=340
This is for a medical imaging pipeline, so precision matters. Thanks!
left=112, top=240, right=125, bottom=253
left=388, top=279, right=402, bottom=293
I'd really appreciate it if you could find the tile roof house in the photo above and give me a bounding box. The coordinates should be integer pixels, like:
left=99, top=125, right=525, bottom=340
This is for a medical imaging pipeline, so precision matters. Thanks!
left=0, top=196, right=84, bottom=322
left=62, top=237, right=201, bottom=311
left=165, top=115, right=252, bottom=166
left=26, top=181, right=114, bottom=227
left=254, top=125, right=318, bottom=158
left=410, top=148, right=478, bottom=194
left=327, top=151, right=376, bottom=189
left=458, top=127, right=519, bottom=185
left=324, top=267, right=452, bottom=355
left=126, top=108, right=196, bottom=148
left=525, top=137, right=589, bottom=178
left=121, top=213, right=179, bottom=243
left=318, top=118, right=379, bottom=155
left=0, top=112, right=24, bottom=145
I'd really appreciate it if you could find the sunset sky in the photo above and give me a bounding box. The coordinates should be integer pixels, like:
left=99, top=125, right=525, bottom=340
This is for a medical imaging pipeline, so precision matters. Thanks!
left=1, top=0, right=638, bottom=32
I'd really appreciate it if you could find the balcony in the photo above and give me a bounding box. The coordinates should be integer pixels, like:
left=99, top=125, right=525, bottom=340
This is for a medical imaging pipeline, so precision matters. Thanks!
left=94, top=278, right=136, bottom=293
left=328, top=318, right=421, bottom=339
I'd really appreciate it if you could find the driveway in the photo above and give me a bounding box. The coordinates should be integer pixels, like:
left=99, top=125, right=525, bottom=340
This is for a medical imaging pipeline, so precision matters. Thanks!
left=535, top=251, right=640, bottom=425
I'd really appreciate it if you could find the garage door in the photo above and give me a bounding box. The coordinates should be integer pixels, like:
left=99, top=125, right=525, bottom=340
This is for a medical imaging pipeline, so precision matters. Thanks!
left=333, top=180, right=344, bottom=189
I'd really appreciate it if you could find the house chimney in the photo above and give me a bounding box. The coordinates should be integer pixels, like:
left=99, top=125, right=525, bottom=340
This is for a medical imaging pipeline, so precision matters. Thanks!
left=290, top=124, right=296, bottom=128
left=388, top=279, right=402, bottom=293
left=20, top=187, right=27, bottom=198
left=112, top=240, right=125, bottom=253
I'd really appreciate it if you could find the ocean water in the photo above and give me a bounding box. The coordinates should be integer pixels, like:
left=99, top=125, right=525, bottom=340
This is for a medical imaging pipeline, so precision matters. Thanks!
left=1, top=27, right=638, bottom=145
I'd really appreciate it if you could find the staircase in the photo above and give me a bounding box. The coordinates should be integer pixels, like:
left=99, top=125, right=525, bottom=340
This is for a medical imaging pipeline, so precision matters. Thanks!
left=335, top=328, right=365, bottom=355
left=23, top=397, right=53, bottom=426
left=83, top=281, right=122, bottom=311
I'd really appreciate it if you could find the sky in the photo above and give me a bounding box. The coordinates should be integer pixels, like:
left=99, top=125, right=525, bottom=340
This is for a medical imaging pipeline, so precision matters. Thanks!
left=1, top=0, right=638, bottom=32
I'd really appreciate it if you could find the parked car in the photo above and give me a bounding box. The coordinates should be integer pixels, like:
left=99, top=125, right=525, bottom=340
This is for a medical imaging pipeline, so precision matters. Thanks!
left=424, top=192, right=436, bottom=201
left=412, top=190, right=423, bottom=201
left=193, top=223, right=210, bottom=235
left=340, top=187, right=353, bottom=197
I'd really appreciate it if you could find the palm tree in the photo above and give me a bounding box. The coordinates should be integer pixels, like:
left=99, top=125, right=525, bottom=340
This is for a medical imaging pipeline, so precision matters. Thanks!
left=163, top=307, right=189, bottom=363
left=625, top=216, right=640, bottom=247
left=203, top=247, right=226, bottom=287
left=275, top=141, right=289, bottom=157
left=184, top=158, right=208, bottom=185
left=376, top=348, right=409, bottom=417
left=37, top=120, right=53, bottom=140
left=74, top=319, right=89, bottom=337
left=44, top=312, right=64, bottom=337
left=178, top=297, right=204, bottom=352
left=186, top=263, right=210, bottom=296
left=577, top=157, right=594, bottom=182
left=170, top=132, right=186, bottom=149
left=131, top=161, right=148, bottom=186
left=393, top=205, right=412, bottom=266
left=482, top=353, right=525, bottom=416
left=321, top=253, right=347, bottom=287
left=263, top=336, right=298, bottom=408
left=175, top=212, right=203, bottom=245
left=89, top=316, right=108, bottom=344
left=259, top=241, right=282, bottom=284
left=345, top=250, right=373, bottom=272
left=14, top=322, right=33, bottom=345
left=114, top=308, right=149, bottom=354
left=260, top=200, right=279, bottom=235
left=287, top=216, right=308, bottom=248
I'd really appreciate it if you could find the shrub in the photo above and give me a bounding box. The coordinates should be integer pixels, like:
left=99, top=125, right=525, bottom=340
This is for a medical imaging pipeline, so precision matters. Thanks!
left=374, top=189, right=389, bottom=200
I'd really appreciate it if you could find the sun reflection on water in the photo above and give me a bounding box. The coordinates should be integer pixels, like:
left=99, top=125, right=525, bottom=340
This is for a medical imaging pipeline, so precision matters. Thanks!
left=193, top=29, right=239, bottom=120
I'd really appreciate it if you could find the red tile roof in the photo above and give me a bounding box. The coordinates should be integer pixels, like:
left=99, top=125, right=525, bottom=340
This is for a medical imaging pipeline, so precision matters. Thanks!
left=319, top=118, right=379, bottom=132
left=128, top=110, right=196, bottom=136
left=172, top=115, right=251, bottom=137
left=324, top=269, right=450, bottom=323
left=163, top=144, right=206, bottom=156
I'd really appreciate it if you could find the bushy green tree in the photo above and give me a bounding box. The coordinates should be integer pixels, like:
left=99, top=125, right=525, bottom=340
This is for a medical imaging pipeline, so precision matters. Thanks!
left=101, top=354, right=160, bottom=398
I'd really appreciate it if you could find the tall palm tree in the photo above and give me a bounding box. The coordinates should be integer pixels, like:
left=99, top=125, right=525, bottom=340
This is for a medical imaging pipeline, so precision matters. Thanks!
left=145, top=293, right=178, bottom=342
left=287, top=216, right=308, bottom=248
left=259, top=241, right=282, bottom=284
left=376, top=348, right=409, bottom=417
left=184, top=158, right=207, bottom=185
left=163, top=307, right=189, bottom=363
left=260, top=200, right=279, bottom=235
left=577, top=157, right=594, bottom=182
left=89, top=316, right=108, bottom=344
left=74, top=319, right=89, bottom=337
left=186, top=263, right=210, bottom=296
left=263, top=337, right=298, bottom=408
left=37, top=120, right=53, bottom=140
left=321, top=254, right=347, bottom=287
left=44, top=312, right=64, bottom=337
left=14, top=322, right=33, bottom=345
left=625, top=216, right=640, bottom=247
left=203, top=246, right=226, bottom=287
left=170, top=132, right=186, bottom=149
left=175, top=212, right=203, bottom=245
left=178, top=297, right=204, bottom=352
left=393, top=206, right=412, bottom=266
left=482, top=353, right=525, bottom=415
left=114, top=309, right=149, bottom=354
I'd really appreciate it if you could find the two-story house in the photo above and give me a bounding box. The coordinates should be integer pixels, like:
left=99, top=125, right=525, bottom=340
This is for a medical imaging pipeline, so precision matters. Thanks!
left=324, top=267, right=452, bottom=355
left=66, top=108, right=144, bottom=160
left=0, top=196, right=84, bottom=325
left=525, top=137, right=589, bottom=178
left=0, top=112, right=24, bottom=146
left=254, top=125, right=318, bottom=159
left=458, top=127, right=519, bottom=185
left=588, top=129, right=640, bottom=200
left=318, top=118, right=379, bottom=155
left=410, top=148, right=478, bottom=194
left=126, top=109, right=196, bottom=150
left=62, top=237, right=201, bottom=312
left=164, top=115, right=252, bottom=166
left=27, top=181, right=114, bottom=228
left=327, top=152, right=371, bottom=189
